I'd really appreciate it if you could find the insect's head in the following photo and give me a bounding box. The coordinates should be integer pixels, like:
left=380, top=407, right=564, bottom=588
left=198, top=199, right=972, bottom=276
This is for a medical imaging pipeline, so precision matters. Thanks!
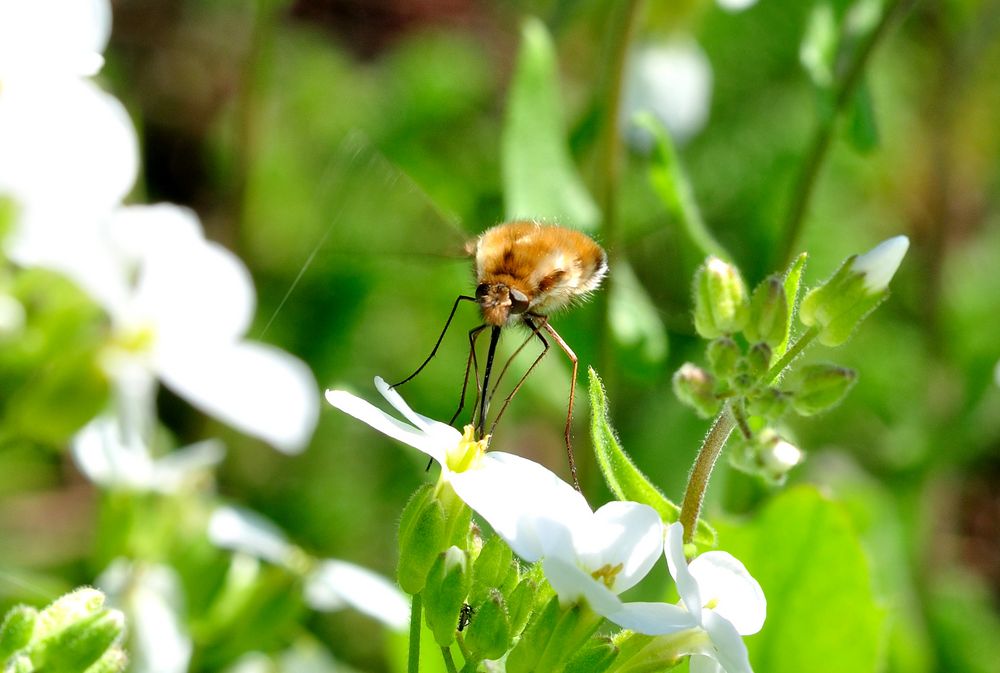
left=476, top=282, right=530, bottom=326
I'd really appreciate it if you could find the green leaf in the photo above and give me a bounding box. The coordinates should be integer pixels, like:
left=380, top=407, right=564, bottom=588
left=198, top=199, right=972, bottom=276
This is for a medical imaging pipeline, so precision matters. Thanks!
left=588, top=368, right=716, bottom=548
left=716, top=486, right=884, bottom=673
left=639, top=114, right=731, bottom=262
left=776, top=253, right=807, bottom=358
left=501, top=17, right=600, bottom=231
left=847, top=79, right=880, bottom=153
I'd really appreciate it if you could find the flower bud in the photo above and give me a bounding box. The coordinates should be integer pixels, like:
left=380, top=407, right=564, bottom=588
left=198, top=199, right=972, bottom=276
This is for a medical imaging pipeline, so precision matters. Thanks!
left=471, top=535, right=514, bottom=606
left=744, top=342, right=773, bottom=379
left=28, top=609, right=125, bottom=672
left=34, top=588, right=105, bottom=639
left=693, top=257, right=749, bottom=338
left=397, top=484, right=447, bottom=594
left=800, top=236, right=908, bottom=346
left=0, top=606, right=37, bottom=660
left=83, top=646, right=128, bottom=673
left=758, top=430, right=804, bottom=477
left=672, top=363, right=720, bottom=418
left=506, top=595, right=562, bottom=673
left=746, top=387, right=790, bottom=419
left=788, top=364, right=857, bottom=416
left=746, top=275, right=788, bottom=346
left=464, top=590, right=512, bottom=661
left=706, top=337, right=740, bottom=380
left=423, top=547, right=470, bottom=647
left=564, top=636, right=619, bottom=673
left=506, top=577, right=538, bottom=639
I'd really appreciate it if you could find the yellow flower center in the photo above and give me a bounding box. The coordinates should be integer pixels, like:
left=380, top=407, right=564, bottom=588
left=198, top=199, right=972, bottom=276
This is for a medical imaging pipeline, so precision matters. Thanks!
left=704, top=597, right=719, bottom=610
left=445, top=425, right=488, bottom=473
left=591, top=563, right=624, bottom=589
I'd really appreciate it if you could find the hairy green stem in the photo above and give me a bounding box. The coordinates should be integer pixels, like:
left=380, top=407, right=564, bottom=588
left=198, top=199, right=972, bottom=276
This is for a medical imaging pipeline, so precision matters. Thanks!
left=679, top=404, right=737, bottom=544
left=776, top=0, right=914, bottom=267
left=408, top=595, right=422, bottom=673
left=441, top=646, right=460, bottom=673
left=766, top=326, right=819, bottom=383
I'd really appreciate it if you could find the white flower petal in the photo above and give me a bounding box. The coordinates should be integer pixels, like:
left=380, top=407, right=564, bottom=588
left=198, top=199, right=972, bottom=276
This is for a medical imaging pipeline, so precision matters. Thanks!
left=665, top=522, right=703, bottom=625
left=324, top=389, right=449, bottom=464
left=374, top=376, right=456, bottom=444
left=853, top=235, right=909, bottom=292
left=304, top=559, right=409, bottom=630
left=158, top=341, right=318, bottom=453
left=152, top=440, right=226, bottom=493
left=449, top=451, right=590, bottom=562
left=689, top=551, right=766, bottom=635
left=579, top=501, right=663, bottom=594
left=690, top=655, right=725, bottom=673
left=208, top=506, right=294, bottom=566
left=608, top=601, right=698, bottom=635
left=717, top=0, right=758, bottom=12
left=700, top=610, right=754, bottom=673
left=0, top=0, right=111, bottom=77
left=72, top=415, right=155, bottom=490
left=542, top=555, right=624, bottom=617
left=107, top=204, right=205, bottom=265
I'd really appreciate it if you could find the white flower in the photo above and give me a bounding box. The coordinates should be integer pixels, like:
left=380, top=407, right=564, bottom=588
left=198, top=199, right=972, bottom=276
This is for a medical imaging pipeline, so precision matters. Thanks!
left=93, top=204, right=319, bottom=453
left=98, top=559, right=192, bottom=673
left=73, top=414, right=225, bottom=493
left=852, top=235, right=909, bottom=293
left=611, top=523, right=766, bottom=673
left=207, top=505, right=410, bottom=630
left=622, top=39, right=713, bottom=148
left=540, top=500, right=665, bottom=618
left=325, top=377, right=593, bottom=563
left=717, top=0, right=758, bottom=12
left=0, top=0, right=111, bottom=79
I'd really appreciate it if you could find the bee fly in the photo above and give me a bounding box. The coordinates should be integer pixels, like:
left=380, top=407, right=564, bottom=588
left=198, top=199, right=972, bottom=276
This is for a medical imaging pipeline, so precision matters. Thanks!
left=392, top=220, right=608, bottom=489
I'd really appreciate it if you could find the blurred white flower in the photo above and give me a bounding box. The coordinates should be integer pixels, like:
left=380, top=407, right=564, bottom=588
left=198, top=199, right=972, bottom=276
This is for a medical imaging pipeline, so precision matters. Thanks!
left=92, top=204, right=319, bottom=453
left=717, top=0, right=758, bottom=12
left=73, top=414, right=225, bottom=493
left=98, top=559, right=192, bottom=673
left=611, top=522, right=766, bottom=673
left=208, top=505, right=409, bottom=631
left=541, top=501, right=665, bottom=618
left=0, top=0, right=139, bottom=275
left=325, top=377, right=594, bottom=562
left=622, top=39, right=713, bottom=148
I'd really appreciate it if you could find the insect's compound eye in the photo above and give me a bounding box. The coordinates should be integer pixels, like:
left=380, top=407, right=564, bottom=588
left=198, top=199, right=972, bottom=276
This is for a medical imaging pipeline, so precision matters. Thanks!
left=509, top=288, right=530, bottom=314
left=475, top=283, right=490, bottom=302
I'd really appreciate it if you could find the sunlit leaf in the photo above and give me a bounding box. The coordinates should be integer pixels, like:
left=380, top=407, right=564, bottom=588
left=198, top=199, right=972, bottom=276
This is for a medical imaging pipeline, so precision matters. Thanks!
left=717, top=486, right=884, bottom=673
left=502, top=17, right=600, bottom=231
left=588, top=367, right=716, bottom=548
left=776, top=253, right=807, bottom=359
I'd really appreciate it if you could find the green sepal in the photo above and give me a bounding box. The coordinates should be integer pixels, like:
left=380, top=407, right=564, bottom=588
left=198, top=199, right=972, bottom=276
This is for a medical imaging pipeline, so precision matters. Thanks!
left=777, top=253, right=807, bottom=357
left=0, top=606, right=37, bottom=660
left=706, top=337, right=739, bottom=380
left=746, top=387, right=790, bottom=420
left=693, top=257, right=749, bottom=339
left=464, top=590, right=511, bottom=661
left=83, top=646, right=128, bottom=673
left=564, top=636, right=619, bottom=673
left=505, top=594, right=562, bottom=673
left=744, top=342, right=773, bottom=380
left=470, top=535, right=514, bottom=606
left=799, top=256, right=887, bottom=347
left=28, top=610, right=125, bottom=673
left=671, top=363, right=720, bottom=419
left=589, top=368, right=716, bottom=547
left=787, top=364, right=858, bottom=416
left=746, top=275, right=788, bottom=347
left=397, top=484, right=447, bottom=594
left=422, top=547, right=470, bottom=647
left=506, top=576, right=538, bottom=639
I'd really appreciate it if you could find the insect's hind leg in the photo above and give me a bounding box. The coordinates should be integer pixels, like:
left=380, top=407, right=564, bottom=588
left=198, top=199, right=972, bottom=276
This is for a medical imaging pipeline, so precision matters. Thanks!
left=537, top=318, right=581, bottom=491
left=391, top=294, right=476, bottom=388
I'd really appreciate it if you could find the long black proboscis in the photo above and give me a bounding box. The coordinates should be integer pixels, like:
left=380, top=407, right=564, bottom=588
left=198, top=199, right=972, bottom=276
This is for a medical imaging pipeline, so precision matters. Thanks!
left=477, top=326, right=502, bottom=439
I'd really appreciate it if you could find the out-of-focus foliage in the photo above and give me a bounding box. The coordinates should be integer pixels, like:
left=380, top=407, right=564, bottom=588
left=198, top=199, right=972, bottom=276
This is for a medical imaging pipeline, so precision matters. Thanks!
left=1, top=0, right=999, bottom=671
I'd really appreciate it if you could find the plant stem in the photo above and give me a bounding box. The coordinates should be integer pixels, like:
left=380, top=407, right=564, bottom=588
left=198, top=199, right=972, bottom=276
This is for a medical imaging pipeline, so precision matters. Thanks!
left=766, top=326, right=819, bottom=383
left=408, top=595, right=422, bottom=673
left=679, top=404, right=737, bottom=544
left=775, top=0, right=914, bottom=268
left=441, top=646, right=460, bottom=673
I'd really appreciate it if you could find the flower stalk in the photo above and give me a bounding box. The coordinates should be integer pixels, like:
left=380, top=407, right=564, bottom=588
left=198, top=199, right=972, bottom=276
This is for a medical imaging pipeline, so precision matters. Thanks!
left=408, top=594, right=422, bottom=673
left=679, top=404, right=737, bottom=545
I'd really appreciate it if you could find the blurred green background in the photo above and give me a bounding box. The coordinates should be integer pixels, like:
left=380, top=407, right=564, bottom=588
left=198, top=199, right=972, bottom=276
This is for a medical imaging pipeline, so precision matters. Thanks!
left=1, top=0, right=999, bottom=671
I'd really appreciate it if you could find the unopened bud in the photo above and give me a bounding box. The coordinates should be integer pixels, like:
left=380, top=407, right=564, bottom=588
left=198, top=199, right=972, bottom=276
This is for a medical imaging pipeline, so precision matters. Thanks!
left=789, top=364, right=857, bottom=416
left=672, top=363, right=720, bottom=418
left=506, top=595, right=562, bottom=673
left=34, top=588, right=104, bottom=640
left=707, top=337, right=740, bottom=380
left=506, top=577, right=537, bottom=639
left=0, top=606, right=37, bottom=659
left=29, top=609, right=125, bottom=672
left=757, top=430, right=804, bottom=481
left=423, top=547, right=470, bottom=647
left=84, top=646, right=128, bottom=673
left=397, top=484, right=447, bottom=594
left=746, top=275, right=788, bottom=346
left=471, top=535, right=514, bottom=606
left=746, top=387, right=790, bottom=419
left=564, top=636, right=619, bottom=673
left=693, top=257, right=749, bottom=338
left=465, top=590, right=512, bottom=661
left=745, top=342, right=773, bottom=379
left=800, top=236, right=909, bottom=346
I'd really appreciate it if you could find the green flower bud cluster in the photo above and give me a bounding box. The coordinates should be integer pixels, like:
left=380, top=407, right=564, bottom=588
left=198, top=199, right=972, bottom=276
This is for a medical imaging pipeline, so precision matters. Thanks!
left=678, top=239, right=907, bottom=482
left=0, top=588, right=127, bottom=673
left=398, top=482, right=546, bottom=665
